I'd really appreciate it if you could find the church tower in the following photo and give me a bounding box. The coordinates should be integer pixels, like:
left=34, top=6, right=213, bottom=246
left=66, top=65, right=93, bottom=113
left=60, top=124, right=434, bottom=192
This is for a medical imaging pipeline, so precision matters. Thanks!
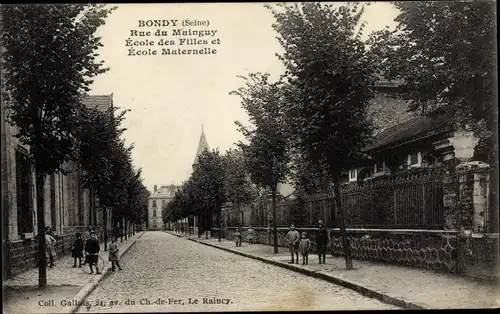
left=192, top=125, right=210, bottom=172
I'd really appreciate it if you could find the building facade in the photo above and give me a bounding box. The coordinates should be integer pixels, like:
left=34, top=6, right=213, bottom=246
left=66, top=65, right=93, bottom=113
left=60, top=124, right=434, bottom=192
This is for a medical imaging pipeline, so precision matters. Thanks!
left=1, top=93, right=113, bottom=279
left=147, top=184, right=178, bottom=230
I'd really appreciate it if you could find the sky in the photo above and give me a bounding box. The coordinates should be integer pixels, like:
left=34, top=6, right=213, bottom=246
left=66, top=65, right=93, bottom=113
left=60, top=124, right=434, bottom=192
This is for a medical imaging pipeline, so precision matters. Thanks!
left=89, top=2, right=400, bottom=192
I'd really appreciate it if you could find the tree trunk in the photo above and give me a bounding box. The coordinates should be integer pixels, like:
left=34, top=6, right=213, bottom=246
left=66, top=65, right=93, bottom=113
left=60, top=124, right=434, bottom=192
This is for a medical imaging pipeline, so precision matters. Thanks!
left=120, top=217, right=123, bottom=243
left=35, top=169, right=47, bottom=288
left=104, top=207, right=108, bottom=251
left=88, top=187, right=93, bottom=227
left=198, top=214, right=202, bottom=238
left=124, top=219, right=128, bottom=240
left=92, top=187, right=97, bottom=227
left=218, top=202, right=222, bottom=242
left=333, top=178, right=353, bottom=270
left=205, top=210, right=209, bottom=239
left=272, top=189, right=278, bottom=254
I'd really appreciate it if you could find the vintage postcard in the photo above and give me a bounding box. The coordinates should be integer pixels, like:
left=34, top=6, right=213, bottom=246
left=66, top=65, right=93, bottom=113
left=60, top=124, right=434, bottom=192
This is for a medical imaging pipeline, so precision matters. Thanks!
left=1, top=2, right=498, bottom=313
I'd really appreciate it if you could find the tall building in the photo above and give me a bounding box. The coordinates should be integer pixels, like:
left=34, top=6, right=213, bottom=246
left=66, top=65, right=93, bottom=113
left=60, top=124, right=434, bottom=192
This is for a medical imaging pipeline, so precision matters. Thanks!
left=192, top=125, right=210, bottom=172
left=147, top=184, right=179, bottom=230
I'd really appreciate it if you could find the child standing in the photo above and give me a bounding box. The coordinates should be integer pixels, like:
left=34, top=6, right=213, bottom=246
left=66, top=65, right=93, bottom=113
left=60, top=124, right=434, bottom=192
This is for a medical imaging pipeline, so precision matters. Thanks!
left=84, top=231, right=101, bottom=274
left=108, top=237, right=123, bottom=272
left=285, top=224, right=300, bottom=264
left=71, top=233, right=84, bottom=268
left=234, top=228, right=241, bottom=247
left=299, top=232, right=311, bottom=265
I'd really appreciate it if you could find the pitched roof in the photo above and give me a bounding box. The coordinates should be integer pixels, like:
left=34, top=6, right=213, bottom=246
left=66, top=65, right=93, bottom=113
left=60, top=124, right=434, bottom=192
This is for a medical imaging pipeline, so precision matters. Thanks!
left=193, top=126, right=210, bottom=166
left=364, top=114, right=454, bottom=152
left=149, top=184, right=180, bottom=199
left=81, top=94, right=113, bottom=113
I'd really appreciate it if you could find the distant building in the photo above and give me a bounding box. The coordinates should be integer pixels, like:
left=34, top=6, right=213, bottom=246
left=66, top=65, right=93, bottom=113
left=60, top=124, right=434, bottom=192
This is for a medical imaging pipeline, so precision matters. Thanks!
left=147, top=184, right=179, bottom=230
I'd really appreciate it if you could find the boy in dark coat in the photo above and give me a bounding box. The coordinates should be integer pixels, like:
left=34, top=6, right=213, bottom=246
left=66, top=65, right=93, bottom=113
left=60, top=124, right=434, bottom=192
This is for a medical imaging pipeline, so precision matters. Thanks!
left=71, top=232, right=84, bottom=268
left=316, top=220, right=328, bottom=264
left=85, top=231, right=101, bottom=274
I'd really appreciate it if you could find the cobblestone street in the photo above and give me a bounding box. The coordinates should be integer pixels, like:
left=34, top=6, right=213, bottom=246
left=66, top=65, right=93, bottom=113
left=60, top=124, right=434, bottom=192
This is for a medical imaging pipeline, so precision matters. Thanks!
left=78, top=231, right=398, bottom=312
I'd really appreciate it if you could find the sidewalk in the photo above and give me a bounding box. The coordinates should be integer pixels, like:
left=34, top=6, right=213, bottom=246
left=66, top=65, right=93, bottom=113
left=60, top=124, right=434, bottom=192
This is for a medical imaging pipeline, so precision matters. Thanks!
left=188, top=236, right=499, bottom=309
left=3, top=231, right=144, bottom=314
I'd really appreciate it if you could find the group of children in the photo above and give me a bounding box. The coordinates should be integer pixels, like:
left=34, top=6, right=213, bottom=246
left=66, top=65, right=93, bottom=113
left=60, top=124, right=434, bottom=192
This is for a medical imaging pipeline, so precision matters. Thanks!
left=285, top=221, right=329, bottom=265
left=232, top=226, right=255, bottom=247
left=285, top=225, right=312, bottom=265
left=71, top=229, right=123, bottom=274
left=232, top=222, right=329, bottom=266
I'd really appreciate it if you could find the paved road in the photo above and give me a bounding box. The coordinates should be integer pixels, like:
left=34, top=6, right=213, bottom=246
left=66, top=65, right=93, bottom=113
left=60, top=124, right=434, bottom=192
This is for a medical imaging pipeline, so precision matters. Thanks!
left=78, top=231, right=398, bottom=312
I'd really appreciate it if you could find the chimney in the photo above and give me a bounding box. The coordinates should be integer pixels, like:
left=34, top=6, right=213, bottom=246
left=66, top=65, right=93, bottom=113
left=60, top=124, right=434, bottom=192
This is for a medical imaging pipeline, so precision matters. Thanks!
left=154, top=185, right=157, bottom=192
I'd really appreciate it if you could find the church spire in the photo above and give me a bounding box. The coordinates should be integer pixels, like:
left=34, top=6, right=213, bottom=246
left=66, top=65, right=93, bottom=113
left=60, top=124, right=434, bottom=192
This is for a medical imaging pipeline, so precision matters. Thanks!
left=193, top=125, right=210, bottom=170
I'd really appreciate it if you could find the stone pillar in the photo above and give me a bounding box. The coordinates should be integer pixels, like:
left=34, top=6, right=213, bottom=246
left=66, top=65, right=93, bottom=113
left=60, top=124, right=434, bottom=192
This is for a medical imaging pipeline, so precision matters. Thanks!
left=449, top=130, right=480, bottom=162
left=471, top=164, right=490, bottom=232
left=443, top=167, right=459, bottom=230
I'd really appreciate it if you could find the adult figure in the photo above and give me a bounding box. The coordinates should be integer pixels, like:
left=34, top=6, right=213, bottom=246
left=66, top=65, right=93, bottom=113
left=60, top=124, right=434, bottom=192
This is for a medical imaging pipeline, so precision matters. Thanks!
left=285, top=224, right=300, bottom=264
left=45, top=227, right=57, bottom=268
left=316, top=220, right=328, bottom=264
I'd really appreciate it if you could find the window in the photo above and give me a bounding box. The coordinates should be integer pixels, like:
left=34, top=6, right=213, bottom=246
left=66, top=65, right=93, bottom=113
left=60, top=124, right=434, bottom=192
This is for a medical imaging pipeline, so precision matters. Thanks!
left=16, top=149, right=33, bottom=234
left=162, top=200, right=166, bottom=205
left=349, top=169, right=357, bottom=179
left=410, top=152, right=419, bottom=165
left=375, top=159, right=384, bottom=173
left=152, top=200, right=157, bottom=208
left=153, top=210, right=157, bottom=217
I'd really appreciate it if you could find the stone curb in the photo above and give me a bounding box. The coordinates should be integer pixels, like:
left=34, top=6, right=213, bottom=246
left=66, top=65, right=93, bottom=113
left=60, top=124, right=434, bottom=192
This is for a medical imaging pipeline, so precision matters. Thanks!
left=59, top=231, right=146, bottom=314
left=188, top=238, right=429, bottom=310
left=162, top=231, right=184, bottom=238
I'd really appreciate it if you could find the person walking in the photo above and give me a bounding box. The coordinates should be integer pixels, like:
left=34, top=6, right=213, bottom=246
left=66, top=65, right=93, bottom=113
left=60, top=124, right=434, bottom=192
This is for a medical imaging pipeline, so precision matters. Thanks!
left=45, top=227, right=57, bottom=268
left=299, top=232, right=311, bottom=265
left=285, top=224, right=300, bottom=264
left=84, top=231, right=101, bottom=274
left=108, top=237, right=123, bottom=272
left=71, top=232, right=84, bottom=268
left=316, top=220, right=328, bottom=264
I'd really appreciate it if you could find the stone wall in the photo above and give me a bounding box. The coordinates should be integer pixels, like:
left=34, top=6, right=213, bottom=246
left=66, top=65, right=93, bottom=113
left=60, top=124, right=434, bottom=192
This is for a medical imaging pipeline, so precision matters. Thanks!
left=7, top=239, right=39, bottom=277
left=330, top=229, right=459, bottom=273
left=218, top=226, right=498, bottom=281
